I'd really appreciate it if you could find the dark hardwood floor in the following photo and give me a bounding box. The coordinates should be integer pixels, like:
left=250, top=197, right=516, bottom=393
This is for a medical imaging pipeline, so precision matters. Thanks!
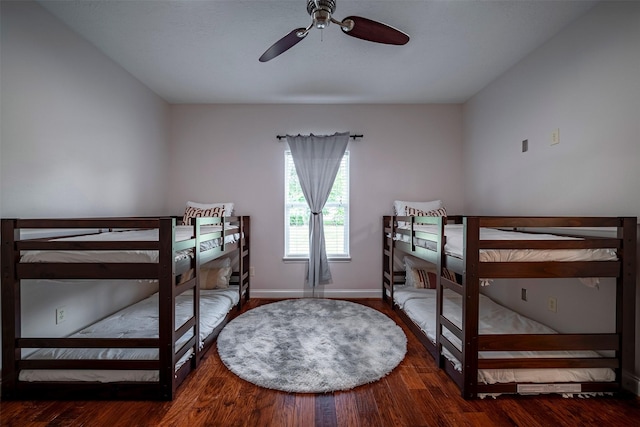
left=1, top=298, right=639, bottom=426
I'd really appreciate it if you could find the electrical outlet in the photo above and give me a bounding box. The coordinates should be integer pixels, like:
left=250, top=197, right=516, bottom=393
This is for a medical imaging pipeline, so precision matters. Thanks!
left=521, top=288, right=527, bottom=301
left=551, top=128, right=560, bottom=145
left=56, top=307, right=67, bottom=324
left=547, top=297, right=557, bottom=313
left=250, top=266, right=255, bottom=277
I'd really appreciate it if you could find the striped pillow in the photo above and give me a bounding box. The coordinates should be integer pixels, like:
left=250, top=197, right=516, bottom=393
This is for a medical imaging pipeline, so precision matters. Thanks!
left=412, top=268, right=437, bottom=289
left=405, top=255, right=457, bottom=289
left=182, top=206, right=225, bottom=225
left=411, top=266, right=457, bottom=289
left=405, top=206, right=447, bottom=218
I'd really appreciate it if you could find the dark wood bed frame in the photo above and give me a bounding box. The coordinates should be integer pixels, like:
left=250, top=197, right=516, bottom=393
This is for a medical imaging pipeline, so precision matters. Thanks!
left=383, top=215, right=636, bottom=399
left=1, top=215, right=250, bottom=400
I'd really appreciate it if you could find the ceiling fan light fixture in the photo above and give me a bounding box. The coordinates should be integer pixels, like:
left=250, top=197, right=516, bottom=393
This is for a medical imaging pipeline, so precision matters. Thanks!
left=313, top=9, right=331, bottom=29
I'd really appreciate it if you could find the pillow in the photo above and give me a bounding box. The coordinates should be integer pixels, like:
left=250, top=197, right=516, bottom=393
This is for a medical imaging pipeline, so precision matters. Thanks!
left=393, top=200, right=446, bottom=227
left=200, top=257, right=232, bottom=289
left=182, top=205, right=225, bottom=225
left=405, top=206, right=447, bottom=216
left=394, top=200, right=443, bottom=216
left=404, top=256, right=437, bottom=289
left=404, top=255, right=456, bottom=288
left=406, top=206, right=447, bottom=223
left=182, top=200, right=234, bottom=225
left=187, top=201, right=234, bottom=216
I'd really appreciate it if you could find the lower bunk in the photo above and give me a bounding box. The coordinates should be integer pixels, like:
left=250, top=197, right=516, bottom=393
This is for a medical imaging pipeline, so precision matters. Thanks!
left=16, top=287, right=239, bottom=391
left=393, top=286, right=616, bottom=398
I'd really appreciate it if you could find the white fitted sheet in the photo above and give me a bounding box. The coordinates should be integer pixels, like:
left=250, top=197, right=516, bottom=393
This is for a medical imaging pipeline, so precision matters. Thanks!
left=21, top=225, right=240, bottom=264
left=19, top=287, right=239, bottom=383
left=394, top=286, right=615, bottom=386
left=395, top=224, right=618, bottom=263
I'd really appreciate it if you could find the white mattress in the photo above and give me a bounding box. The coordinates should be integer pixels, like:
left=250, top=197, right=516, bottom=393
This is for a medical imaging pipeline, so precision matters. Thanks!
left=20, top=225, right=240, bottom=264
left=394, top=286, right=615, bottom=386
left=19, top=287, right=240, bottom=383
left=395, top=224, right=618, bottom=263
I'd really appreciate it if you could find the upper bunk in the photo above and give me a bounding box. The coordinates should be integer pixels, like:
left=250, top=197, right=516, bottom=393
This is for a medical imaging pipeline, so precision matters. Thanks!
left=384, top=215, right=633, bottom=279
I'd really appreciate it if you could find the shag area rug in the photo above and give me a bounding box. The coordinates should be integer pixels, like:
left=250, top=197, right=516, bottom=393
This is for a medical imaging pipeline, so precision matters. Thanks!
left=217, top=298, right=407, bottom=393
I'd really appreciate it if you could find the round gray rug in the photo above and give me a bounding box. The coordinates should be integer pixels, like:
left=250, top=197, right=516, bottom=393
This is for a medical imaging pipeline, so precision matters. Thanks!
left=217, top=298, right=407, bottom=393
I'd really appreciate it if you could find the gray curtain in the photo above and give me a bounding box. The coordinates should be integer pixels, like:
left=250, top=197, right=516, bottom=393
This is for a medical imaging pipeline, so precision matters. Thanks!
left=287, top=132, right=349, bottom=286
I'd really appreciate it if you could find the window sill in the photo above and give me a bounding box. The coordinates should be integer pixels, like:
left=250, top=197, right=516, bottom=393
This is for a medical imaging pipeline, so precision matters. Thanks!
left=283, top=257, right=351, bottom=263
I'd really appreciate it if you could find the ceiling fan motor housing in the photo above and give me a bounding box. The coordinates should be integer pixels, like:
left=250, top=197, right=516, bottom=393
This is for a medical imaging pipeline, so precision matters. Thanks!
left=307, top=0, right=336, bottom=29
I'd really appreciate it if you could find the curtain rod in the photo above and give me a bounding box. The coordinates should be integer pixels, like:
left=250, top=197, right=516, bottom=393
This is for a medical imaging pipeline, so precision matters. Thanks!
left=277, top=134, right=363, bottom=141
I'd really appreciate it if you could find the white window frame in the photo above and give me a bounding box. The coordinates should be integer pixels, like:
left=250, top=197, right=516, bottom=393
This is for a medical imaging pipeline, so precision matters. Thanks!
left=284, top=150, right=350, bottom=260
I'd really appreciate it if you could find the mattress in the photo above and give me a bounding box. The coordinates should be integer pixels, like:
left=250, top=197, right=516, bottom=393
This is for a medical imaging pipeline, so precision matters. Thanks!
left=394, top=224, right=618, bottom=263
left=20, top=225, right=240, bottom=264
left=394, top=286, right=616, bottom=386
left=19, top=287, right=240, bottom=383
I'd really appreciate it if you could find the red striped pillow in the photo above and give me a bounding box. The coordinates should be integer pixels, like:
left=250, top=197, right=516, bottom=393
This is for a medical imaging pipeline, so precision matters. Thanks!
left=413, top=268, right=437, bottom=289
left=182, top=206, right=225, bottom=225
left=405, top=206, right=447, bottom=218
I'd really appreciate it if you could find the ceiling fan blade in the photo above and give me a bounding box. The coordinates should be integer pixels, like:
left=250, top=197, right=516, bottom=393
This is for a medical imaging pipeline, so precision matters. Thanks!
left=259, top=28, right=308, bottom=62
left=341, top=16, right=409, bottom=45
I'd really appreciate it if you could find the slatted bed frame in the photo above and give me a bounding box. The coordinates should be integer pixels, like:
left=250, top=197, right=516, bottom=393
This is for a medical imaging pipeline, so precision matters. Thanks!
left=382, top=215, right=636, bottom=399
left=1, top=215, right=250, bottom=400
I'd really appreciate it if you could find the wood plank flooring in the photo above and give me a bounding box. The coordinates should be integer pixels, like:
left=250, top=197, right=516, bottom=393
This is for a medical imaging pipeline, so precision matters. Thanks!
left=1, top=298, right=639, bottom=427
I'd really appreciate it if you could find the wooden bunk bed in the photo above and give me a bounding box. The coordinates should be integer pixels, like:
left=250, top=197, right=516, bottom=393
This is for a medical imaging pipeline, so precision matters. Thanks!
left=382, top=215, right=636, bottom=399
left=1, top=215, right=250, bottom=400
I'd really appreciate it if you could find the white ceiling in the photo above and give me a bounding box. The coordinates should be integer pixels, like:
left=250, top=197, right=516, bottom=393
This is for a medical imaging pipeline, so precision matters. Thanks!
left=38, top=0, right=599, bottom=104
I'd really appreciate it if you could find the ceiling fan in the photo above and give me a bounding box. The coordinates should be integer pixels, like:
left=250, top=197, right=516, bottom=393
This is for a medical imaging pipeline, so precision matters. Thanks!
left=259, top=0, right=410, bottom=62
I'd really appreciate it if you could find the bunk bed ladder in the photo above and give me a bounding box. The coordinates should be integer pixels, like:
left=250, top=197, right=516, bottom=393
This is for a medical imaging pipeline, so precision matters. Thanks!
left=382, top=216, right=395, bottom=305
left=245, top=216, right=251, bottom=304
left=239, top=216, right=251, bottom=308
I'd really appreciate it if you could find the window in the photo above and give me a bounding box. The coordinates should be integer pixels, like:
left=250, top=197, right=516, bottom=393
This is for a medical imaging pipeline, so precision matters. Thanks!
left=284, top=150, right=349, bottom=259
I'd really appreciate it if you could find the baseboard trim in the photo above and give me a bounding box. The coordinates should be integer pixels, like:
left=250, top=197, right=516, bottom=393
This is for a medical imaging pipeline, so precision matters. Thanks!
left=622, top=370, right=640, bottom=396
left=250, top=289, right=382, bottom=299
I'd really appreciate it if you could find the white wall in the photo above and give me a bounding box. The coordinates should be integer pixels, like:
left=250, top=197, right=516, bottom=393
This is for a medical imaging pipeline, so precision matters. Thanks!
left=0, top=1, right=170, bottom=366
left=1, top=1, right=170, bottom=218
left=462, top=1, right=640, bottom=392
left=168, top=104, right=463, bottom=298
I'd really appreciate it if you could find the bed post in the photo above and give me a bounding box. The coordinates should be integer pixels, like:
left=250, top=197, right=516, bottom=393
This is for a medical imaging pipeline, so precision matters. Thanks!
left=461, top=217, right=480, bottom=399
left=619, top=217, right=637, bottom=389
left=158, top=217, right=176, bottom=400
left=435, top=216, right=445, bottom=369
left=1, top=219, right=20, bottom=399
